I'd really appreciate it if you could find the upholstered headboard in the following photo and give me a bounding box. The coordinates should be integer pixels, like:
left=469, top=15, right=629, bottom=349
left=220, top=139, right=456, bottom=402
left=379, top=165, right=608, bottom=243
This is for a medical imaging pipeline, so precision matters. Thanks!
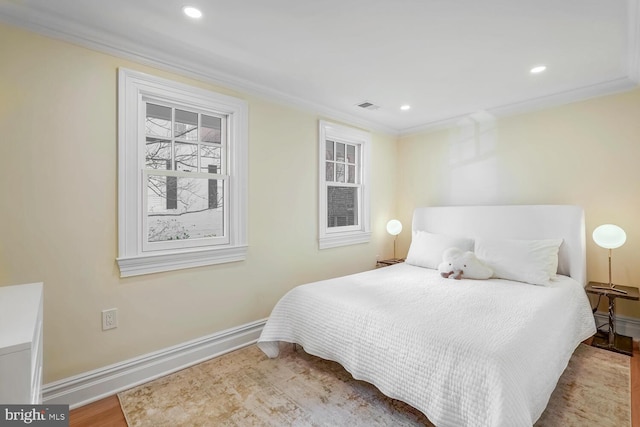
left=411, top=205, right=586, bottom=286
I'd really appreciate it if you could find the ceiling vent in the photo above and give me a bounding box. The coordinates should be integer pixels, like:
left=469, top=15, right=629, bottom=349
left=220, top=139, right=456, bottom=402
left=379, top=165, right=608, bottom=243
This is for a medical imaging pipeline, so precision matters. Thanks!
left=356, top=101, right=380, bottom=111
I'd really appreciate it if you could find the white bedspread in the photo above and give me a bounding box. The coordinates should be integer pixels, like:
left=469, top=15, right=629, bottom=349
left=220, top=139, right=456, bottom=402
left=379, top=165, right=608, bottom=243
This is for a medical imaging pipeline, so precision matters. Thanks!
left=257, top=263, right=596, bottom=427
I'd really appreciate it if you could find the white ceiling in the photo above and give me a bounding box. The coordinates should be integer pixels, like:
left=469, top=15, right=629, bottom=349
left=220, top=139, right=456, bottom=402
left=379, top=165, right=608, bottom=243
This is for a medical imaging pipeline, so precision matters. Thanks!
left=1, top=0, right=638, bottom=134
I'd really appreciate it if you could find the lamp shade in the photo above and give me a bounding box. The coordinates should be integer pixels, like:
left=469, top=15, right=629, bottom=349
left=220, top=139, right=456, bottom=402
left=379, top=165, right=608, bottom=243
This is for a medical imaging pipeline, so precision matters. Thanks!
left=386, top=219, right=402, bottom=236
left=592, top=224, right=626, bottom=249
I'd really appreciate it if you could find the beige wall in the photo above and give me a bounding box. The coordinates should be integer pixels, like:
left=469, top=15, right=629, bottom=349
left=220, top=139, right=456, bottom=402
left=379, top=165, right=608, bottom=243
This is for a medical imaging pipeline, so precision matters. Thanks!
left=0, top=24, right=398, bottom=382
left=2, top=21, right=639, bottom=385
left=397, top=89, right=640, bottom=319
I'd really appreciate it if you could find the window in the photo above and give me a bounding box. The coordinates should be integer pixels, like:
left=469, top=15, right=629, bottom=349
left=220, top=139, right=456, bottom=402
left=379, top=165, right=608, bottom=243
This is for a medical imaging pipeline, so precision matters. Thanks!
left=117, top=68, right=248, bottom=277
left=318, top=120, right=371, bottom=249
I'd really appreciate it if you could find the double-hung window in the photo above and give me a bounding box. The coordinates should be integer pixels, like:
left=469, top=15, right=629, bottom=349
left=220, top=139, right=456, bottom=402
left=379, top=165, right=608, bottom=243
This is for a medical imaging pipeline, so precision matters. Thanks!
left=117, top=68, right=248, bottom=277
left=318, top=120, right=371, bottom=249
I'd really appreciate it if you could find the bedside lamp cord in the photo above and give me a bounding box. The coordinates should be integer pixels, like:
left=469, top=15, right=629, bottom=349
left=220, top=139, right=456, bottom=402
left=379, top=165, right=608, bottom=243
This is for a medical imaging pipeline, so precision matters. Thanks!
left=591, top=294, right=601, bottom=314
left=590, top=294, right=608, bottom=332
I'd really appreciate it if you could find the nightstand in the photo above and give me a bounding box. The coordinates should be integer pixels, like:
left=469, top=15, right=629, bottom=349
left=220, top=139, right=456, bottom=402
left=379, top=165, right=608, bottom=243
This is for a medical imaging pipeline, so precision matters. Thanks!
left=376, top=258, right=404, bottom=268
left=586, top=281, right=639, bottom=356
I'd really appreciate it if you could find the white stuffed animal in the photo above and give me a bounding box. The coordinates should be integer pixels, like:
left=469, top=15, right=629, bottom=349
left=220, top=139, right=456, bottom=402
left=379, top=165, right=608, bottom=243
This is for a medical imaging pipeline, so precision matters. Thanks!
left=437, top=247, right=493, bottom=280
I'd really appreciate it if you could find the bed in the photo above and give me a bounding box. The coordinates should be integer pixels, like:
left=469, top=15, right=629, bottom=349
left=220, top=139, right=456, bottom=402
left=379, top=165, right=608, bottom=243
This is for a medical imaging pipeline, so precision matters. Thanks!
left=257, top=205, right=596, bottom=426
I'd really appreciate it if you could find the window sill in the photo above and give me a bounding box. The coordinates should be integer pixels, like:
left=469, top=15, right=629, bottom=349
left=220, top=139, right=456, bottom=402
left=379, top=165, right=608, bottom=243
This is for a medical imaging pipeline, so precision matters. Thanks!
left=117, top=245, right=248, bottom=277
left=319, top=231, right=371, bottom=249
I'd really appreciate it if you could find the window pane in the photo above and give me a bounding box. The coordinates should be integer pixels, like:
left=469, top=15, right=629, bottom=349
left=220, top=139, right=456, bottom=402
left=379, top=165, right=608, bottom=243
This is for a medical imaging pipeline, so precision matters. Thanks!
left=325, top=162, right=334, bottom=182
left=147, top=175, right=224, bottom=242
left=336, top=163, right=345, bottom=183
left=201, top=115, right=222, bottom=143
left=147, top=175, right=173, bottom=211
left=146, top=104, right=171, bottom=138
left=347, top=164, right=355, bottom=184
left=327, top=186, right=358, bottom=227
left=175, top=109, right=198, bottom=141
left=347, top=145, right=356, bottom=163
left=145, top=138, right=172, bottom=170
left=175, top=142, right=197, bottom=172
left=201, top=145, right=221, bottom=173
left=336, top=143, right=345, bottom=162
left=326, top=140, right=334, bottom=160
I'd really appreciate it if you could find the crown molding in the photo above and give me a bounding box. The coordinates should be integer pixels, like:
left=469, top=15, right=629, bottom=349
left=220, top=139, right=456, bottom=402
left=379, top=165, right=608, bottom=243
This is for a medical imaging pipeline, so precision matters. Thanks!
left=0, top=5, right=399, bottom=136
left=1, top=2, right=638, bottom=137
left=488, top=76, right=638, bottom=119
left=628, top=0, right=640, bottom=83
left=400, top=76, right=638, bottom=137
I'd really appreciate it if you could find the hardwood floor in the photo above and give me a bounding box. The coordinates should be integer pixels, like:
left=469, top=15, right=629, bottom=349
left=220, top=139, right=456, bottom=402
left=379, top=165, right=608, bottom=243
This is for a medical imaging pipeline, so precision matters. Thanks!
left=70, top=342, right=640, bottom=427
left=70, top=395, right=126, bottom=427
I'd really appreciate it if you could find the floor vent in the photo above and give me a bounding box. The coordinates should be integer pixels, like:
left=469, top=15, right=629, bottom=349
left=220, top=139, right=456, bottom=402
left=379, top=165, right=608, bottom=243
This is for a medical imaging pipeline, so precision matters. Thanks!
left=356, top=101, right=380, bottom=110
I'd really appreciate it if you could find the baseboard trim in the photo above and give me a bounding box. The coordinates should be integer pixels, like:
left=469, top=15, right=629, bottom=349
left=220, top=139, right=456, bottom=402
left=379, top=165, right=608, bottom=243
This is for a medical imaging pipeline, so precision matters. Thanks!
left=45, top=312, right=635, bottom=409
left=594, top=311, right=640, bottom=340
left=43, top=318, right=267, bottom=409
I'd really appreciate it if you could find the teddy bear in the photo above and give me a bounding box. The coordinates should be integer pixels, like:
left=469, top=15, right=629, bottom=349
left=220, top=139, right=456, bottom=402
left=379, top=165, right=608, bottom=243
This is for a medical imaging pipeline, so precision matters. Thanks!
left=437, top=247, right=493, bottom=280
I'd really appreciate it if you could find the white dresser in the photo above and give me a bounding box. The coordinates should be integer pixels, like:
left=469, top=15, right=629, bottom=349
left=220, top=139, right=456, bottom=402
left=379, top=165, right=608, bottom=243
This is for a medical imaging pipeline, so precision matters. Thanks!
left=0, top=282, right=43, bottom=404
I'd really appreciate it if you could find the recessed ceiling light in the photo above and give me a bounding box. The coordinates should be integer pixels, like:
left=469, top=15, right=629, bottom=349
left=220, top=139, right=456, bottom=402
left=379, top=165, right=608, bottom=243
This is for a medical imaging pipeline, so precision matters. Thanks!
left=400, top=105, right=411, bottom=111
left=183, top=6, right=202, bottom=19
left=530, top=65, right=547, bottom=74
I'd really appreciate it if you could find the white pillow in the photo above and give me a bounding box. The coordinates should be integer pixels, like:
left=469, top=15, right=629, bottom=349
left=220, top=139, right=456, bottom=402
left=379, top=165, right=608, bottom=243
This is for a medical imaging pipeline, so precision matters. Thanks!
left=405, top=231, right=474, bottom=269
left=474, top=237, right=563, bottom=285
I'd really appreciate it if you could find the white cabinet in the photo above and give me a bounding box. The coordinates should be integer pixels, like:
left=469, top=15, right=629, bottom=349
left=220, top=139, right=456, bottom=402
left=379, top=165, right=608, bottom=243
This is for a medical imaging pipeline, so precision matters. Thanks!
left=0, top=283, right=43, bottom=404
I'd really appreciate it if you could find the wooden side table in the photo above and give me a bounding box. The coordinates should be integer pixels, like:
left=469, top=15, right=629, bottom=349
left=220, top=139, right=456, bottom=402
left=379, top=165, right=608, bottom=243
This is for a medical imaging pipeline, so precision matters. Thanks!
left=376, top=258, right=404, bottom=268
left=586, top=281, right=639, bottom=356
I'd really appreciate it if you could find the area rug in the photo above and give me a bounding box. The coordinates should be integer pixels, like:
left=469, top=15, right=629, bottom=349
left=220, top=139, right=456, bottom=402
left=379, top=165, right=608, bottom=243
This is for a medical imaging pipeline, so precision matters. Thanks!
left=118, top=343, right=630, bottom=426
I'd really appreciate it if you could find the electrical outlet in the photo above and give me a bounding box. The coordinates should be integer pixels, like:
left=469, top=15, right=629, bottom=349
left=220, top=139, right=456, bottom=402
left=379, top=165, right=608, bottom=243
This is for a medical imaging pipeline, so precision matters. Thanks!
left=102, top=308, right=118, bottom=331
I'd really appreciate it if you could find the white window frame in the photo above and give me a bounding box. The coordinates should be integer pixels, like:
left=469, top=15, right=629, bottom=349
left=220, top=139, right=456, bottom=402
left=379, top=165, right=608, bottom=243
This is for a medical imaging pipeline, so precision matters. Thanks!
left=318, top=120, right=371, bottom=249
left=117, top=68, right=248, bottom=277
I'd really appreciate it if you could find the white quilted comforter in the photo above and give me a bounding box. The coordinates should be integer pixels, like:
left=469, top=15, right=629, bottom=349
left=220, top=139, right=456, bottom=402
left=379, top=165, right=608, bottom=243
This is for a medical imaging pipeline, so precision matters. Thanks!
left=257, top=263, right=596, bottom=427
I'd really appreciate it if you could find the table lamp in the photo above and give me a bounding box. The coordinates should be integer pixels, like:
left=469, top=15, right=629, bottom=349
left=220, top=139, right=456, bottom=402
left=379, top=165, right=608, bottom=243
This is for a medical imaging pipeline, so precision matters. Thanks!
left=386, top=219, right=402, bottom=259
left=592, top=224, right=627, bottom=294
